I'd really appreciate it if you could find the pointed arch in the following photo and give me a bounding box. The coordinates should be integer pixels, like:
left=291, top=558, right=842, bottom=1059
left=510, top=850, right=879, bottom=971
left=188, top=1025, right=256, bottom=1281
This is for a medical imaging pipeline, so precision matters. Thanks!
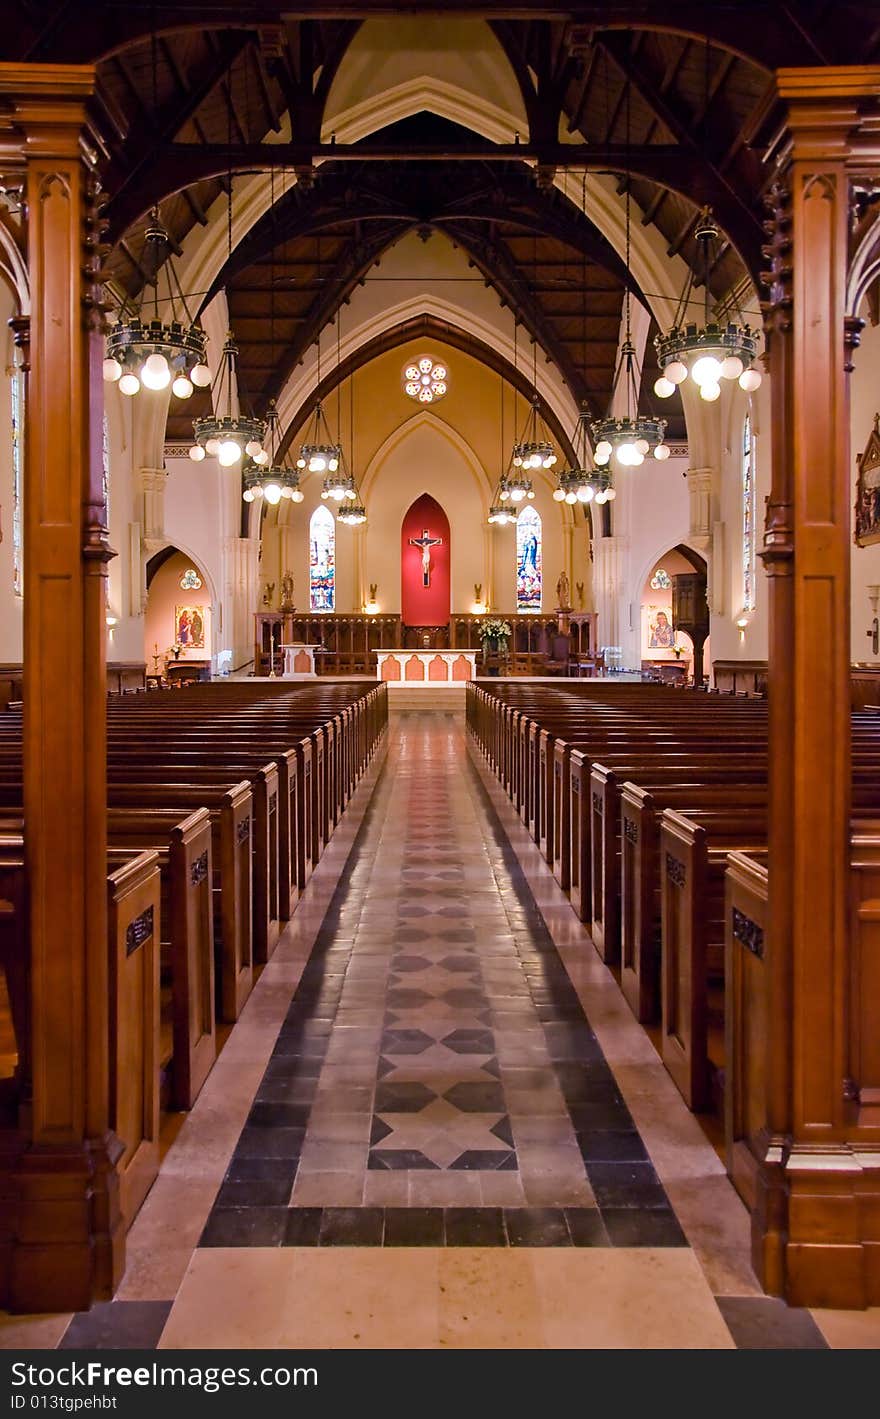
left=516, top=504, right=542, bottom=611
left=309, top=504, right=336, bottom=612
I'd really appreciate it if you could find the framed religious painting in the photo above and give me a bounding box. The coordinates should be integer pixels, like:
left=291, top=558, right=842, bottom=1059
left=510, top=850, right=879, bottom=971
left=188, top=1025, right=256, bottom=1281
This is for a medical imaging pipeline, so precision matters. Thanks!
left=855, top=413, right=880, bottom=547
left=174, top=605, right=206, bottom=649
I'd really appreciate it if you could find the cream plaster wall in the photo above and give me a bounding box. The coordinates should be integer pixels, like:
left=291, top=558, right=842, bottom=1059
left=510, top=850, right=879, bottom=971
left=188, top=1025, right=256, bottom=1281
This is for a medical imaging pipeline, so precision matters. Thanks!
left=850, top=314, right=880, bottom=665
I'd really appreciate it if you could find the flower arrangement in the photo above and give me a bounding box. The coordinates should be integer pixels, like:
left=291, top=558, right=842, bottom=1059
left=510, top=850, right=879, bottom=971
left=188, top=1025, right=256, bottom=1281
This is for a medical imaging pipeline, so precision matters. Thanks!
left=481, top=617, right=512, bottom=650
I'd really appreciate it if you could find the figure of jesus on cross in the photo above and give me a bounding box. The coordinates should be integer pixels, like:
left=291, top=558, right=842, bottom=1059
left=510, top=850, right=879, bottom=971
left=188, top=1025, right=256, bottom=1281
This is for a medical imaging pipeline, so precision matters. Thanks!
left=409, top=527, right=443, bottom=588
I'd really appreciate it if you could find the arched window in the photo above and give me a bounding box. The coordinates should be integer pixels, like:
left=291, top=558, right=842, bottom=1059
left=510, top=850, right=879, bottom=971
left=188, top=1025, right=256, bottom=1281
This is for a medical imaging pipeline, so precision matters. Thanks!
left=516, top=505, right=542, bottom=611
left=742, top=413, right=756, bottom=612
left=309, top=505, right=336, bottom=611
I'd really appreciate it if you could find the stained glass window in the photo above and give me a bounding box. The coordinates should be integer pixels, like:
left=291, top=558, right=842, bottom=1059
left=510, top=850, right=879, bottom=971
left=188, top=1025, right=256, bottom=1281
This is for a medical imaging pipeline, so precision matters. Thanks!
left=742, top=413, right=756, bottom=611
left=516, top=505, right=542, bottom=611
left=11, top=369, right=22, bottom=596
left=309, top=505, right=335, bottom=611
left=650, top=568, right=671, bottom=590
left=179, top=568, right=203, bottom=591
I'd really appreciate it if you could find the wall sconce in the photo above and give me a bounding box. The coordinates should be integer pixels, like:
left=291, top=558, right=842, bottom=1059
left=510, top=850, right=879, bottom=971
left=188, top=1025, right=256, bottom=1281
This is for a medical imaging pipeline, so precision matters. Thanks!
left=364, top=601, right=380, bottom=615
left=363, top=583, right=379, bottom=615
left=735, top=613, right=749, bottom=643
left=105, top=612, right=119, bottom=629
left=867, top=585, right=879, bottom=655
left=471, top=601, right=487, bottom=615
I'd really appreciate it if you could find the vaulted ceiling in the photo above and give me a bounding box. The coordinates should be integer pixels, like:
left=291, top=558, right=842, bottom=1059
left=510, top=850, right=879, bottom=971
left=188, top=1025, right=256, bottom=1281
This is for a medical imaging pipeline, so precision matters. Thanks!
left=7, top=1, right=880, bottom=445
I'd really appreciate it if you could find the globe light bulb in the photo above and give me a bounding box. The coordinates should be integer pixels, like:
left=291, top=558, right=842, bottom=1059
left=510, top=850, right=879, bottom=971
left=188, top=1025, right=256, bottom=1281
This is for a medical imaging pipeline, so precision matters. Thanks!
left=332, top=486, right=345, bottom=502
left=594, top=450, right=610, bottom=466
left=548, top=454, right=557, bottom=466
left=191, top=363, right=212, bottom=388
left=654, top=377, right=675, bottom=399
left=281, top=486, right=294, bottom=499
left=312, top=454, right=327, bottom=473
left=691, top=355, right=722, bottom=387
left=635, top=439, right=650, bottom=455
left=631, top=450, right=645, bottom=466
left=172, top=375, right=193, bottom=399
left=205, top=438, right=220, bottom=456
left=595, top=440, right=612, bottom=459
left=245, top=439, right=262, bottom=457
left=721, top=355, right=744, bottom=380
left=616, top=443, right=636, bottom=466
left=565, top=491, right=577, bottom=504
left=252, top=450, right=268, bottom=466
left=513, top=454, right=523, bottom=467
left=218, top=439, right=241, bottom=466
left=242, top=488, right=255, bottom=502
left=346, top=487, right=357, bottom=500
left=665, top=360, right=688, bottom=385
left=653, top=443, right=671, bottom=461
left=500, top=488, right=509, bottom=501
left=118, top=371, right=141, bottom=397
left=527, top=489, right=535, bottom=499
left=576, top=486, right=593, bottom=502
left=103, top=356, right=122, bottom=383
left=594, top=490, right=607, bottom=504
left=291, top=488, right=304, bottom=503
left=553, top=487, right=566, bottom=501
left=321, top=490, right=329, bottom=499
left=296, top=457, right=306, bottom=470
left=263, top=482, right=282, bottom=505
left=542, top=456, right=554, bottom=469
left=511, top=487, right=526, bottom=502
left=328, top=458, right=339, bottom=473
left=700, top=380, right=721, bottom=402
left=141, top=352, right=171, bottom=390
left=739, top=367, right=762, bottom=392
left=605, top=487, right=617, bottom=500
left=188, top=444, right=206, bottom=462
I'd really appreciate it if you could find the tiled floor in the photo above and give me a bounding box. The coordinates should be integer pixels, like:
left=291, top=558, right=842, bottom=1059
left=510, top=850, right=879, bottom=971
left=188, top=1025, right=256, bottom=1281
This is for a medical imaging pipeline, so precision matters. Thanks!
left=2, top=712, right=879, bottom=1351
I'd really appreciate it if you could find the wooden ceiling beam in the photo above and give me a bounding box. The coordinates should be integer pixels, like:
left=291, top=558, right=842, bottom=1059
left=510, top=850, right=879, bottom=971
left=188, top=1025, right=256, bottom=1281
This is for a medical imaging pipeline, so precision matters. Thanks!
left=18, top=2, right=851, bottom=71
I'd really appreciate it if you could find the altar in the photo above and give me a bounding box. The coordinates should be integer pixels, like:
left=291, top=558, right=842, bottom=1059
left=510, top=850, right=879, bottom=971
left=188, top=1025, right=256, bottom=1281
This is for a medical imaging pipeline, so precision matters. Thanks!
left=281, top=643, right=321, bottom=679
left=376, top=649, right=477, bottom=685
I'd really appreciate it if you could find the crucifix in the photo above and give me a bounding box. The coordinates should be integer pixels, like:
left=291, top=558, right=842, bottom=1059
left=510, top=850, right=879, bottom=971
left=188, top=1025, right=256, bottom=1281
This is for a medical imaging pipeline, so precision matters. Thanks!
left=409, top=527, right=443, bottom=588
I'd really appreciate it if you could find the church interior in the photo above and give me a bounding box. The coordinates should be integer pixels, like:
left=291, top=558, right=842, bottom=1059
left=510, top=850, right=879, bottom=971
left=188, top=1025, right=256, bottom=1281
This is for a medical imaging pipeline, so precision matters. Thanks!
left=2, top=0, right=880, bottom=1353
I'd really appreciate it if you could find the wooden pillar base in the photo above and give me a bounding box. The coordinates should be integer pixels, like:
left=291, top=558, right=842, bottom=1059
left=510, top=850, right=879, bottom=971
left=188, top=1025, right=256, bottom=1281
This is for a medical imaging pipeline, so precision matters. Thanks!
left=753, top=1143, right=880, bottom=1309
left=5, top=1134, right=124, bottom=1315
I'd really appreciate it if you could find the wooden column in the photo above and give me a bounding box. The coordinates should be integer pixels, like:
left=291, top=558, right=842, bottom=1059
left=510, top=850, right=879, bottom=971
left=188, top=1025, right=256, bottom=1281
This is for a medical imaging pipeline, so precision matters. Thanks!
left=0, top=65, right=122, bottom=1312
left=758, top=67, right=880, bottom=1308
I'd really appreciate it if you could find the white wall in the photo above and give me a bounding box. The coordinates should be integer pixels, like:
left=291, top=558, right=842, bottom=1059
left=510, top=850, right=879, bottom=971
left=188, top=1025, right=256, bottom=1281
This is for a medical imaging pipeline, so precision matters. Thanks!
left=850, top=315, right=880, bottom=664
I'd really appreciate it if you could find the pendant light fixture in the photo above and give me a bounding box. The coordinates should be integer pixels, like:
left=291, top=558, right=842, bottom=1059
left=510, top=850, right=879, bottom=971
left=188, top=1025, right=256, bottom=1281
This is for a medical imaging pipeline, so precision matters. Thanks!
left=188, top=125, right=265, bottom=464
left=242, top=172, right=301, bottom=504
left=653, top=210, right=762, bottom=402
left=653, top=46, right=761, bottom=403
left=488, top=365, right=520, bottom=525
left=555, top=174, right=617, bottom=507
left=103, top=25, right=210, bottom=398
left=337, top=350, right=366, bottom=526
left=590, top=84, right=669, bottom=468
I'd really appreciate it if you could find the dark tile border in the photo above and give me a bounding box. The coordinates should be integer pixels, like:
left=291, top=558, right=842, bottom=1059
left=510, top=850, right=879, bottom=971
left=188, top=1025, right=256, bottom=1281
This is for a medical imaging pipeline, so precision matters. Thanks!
left=202, top=1204, right=680, bottom=1248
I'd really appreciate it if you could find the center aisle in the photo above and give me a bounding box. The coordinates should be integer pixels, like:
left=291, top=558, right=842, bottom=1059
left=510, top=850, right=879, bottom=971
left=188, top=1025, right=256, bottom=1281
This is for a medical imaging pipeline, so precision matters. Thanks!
left=146, top=713, right=748, bottom=1347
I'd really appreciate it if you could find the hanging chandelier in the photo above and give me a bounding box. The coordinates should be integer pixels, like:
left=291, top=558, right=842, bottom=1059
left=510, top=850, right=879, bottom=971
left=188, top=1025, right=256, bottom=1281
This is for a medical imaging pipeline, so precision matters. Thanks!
left=242, top=400, right=303, bottom=505
left=103, top=213, right=211, bottom=399
left=653, top=210, right=762, bottom=403
left=188, top=333, right=266, bottom=466
left=297, top=403, right=343, bottom=480
left=512, top=397, right=558, bottom=473
left=554, top=405, right=617, bottom=506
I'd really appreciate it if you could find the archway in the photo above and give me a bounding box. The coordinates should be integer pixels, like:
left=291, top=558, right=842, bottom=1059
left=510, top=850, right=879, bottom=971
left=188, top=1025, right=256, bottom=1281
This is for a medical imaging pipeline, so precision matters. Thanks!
left=144, top=546, right=213, bottom=676
left=640, top=545, right=707, bottom=684
left=402, top=494, right=451, bottom=629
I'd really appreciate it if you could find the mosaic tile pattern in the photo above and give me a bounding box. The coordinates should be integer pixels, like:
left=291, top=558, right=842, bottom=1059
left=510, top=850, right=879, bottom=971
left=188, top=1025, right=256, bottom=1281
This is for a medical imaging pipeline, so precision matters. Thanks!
left=200, top=714, right=684, bottom=1245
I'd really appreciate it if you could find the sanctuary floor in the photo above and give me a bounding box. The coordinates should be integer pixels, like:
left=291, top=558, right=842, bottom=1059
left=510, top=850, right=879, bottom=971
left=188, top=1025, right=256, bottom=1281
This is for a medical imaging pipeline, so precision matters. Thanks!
left=3, top=713, right=879, bottom=1351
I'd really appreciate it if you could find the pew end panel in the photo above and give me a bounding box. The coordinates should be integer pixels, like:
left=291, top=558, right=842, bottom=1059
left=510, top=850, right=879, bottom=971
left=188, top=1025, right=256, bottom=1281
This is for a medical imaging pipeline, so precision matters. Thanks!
left=724, top=850, right=769, bottom=1211
left=107, top=851, right=161, bottom=1229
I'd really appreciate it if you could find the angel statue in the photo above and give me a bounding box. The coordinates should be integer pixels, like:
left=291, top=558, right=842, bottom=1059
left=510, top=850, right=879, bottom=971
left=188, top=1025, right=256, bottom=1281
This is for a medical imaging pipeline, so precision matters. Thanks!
left=556, top=569, right=571, bottom=609
left=262, top=582, right=275, bottom=608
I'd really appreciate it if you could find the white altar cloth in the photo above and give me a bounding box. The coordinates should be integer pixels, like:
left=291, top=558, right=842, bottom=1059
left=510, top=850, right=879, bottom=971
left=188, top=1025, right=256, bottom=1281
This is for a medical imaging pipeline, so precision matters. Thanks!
left=375, top=649, right=477, bottom=685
